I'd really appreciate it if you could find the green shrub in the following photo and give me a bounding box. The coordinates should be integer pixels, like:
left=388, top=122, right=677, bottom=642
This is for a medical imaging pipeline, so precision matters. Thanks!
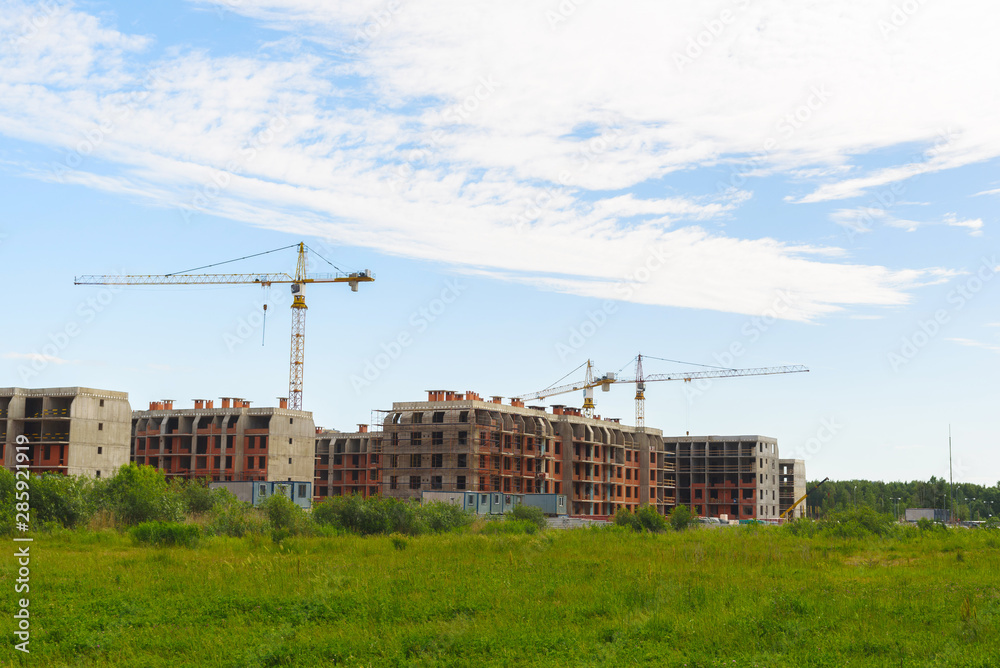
left=782, top=517, right=819, bottom=537
left=129, top=521, right=200, bottom=548
left=0, top=468, right=18, bottom=536
left=261, top=493, right=314, bottom=536
left=509, top=504, right=547, bottom=531
left=102, top=464, right=183, bottom=527
left=669, top=505, right=692, bottom=532
left=820, top=506, right=897, bottom=538
left=312, top=495, right=471, bottom=536
left=423, top=500, right=475, bottom=532
left=32, top=473, right=98, bottom=529
left=637, top=505, right=668, bottom=533
left=204, top=490, right=267, bottom=538
left=614, top=507, right=642, bottom=532
left=176, top=478, right=215, bottom=514
left=0, top=469, right=101, bottom=533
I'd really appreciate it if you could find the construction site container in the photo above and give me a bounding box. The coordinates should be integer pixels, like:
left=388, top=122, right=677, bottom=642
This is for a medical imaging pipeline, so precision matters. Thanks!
left=211, top=480, right=312, bottom=509
left=519, top=493, right=568, bottom=516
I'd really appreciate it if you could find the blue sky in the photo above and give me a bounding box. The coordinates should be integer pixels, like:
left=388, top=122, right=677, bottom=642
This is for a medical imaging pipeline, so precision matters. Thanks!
left=1, top=0, right=997, bottom=484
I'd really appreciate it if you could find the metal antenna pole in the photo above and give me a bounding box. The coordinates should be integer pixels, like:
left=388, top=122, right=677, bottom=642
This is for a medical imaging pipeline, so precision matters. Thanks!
left=949, top=424, right=954, bottom=524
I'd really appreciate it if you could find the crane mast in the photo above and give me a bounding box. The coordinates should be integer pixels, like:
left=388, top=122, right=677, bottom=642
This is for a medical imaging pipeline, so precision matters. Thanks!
left=288, top=243, right=309, bottom=410
left=635, top=353, right=645, bottom=432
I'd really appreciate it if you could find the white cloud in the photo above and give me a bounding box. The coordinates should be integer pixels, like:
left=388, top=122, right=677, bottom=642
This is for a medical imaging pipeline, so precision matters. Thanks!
left=830, top=208, right=984, bottom=236
left=947, top=338, right=1000, bottom=354
left=1, top=0, right=995, bottom=320
left=942, top=213, right=984, bottom=236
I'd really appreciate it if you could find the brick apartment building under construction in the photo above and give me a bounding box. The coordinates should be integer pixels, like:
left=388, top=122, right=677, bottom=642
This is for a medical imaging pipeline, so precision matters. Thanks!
left=310, top=391, right=806, bottom=521
left=661, top=436, right=809, bottom=521
left=314, top=425, right=381, bottom=499
left=371, top=390, right=674, bottom=517
left=131, top=397, right=315, bottom=482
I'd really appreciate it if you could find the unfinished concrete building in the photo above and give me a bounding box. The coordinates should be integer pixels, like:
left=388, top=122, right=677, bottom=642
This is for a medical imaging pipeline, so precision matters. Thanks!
left=314, top=425, right=382, bottom=500
left=131, top=397, right=315, bottom=482
left=778, top=459, right=807, bottom=519
left=378, top=390, right=673, bottom=517
left=663, top=435, right=787, bottom=521
left=1, top=387, right=131, bottom=478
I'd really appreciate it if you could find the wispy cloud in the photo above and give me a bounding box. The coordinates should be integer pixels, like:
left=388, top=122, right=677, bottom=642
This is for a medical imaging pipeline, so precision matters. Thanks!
left=830, top=208, right=984, bottom=236
left=2, top=0, right=997, bottom=320
left=947, top=338, right=1000, bottom=353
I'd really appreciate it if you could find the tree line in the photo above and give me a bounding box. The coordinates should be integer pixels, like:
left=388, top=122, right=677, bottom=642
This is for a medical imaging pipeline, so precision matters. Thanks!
left=804, top=476, right=998, bottom=521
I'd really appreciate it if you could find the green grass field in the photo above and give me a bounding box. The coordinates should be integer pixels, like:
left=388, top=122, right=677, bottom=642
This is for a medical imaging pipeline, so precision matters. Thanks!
left=2, top=525, right=998, bottom=667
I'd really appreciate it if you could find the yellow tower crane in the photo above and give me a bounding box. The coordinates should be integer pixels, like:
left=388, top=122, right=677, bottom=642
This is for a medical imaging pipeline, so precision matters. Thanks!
left=75, top=242, right=374, bottom=411
left=513, top=356, right=809, bottom=423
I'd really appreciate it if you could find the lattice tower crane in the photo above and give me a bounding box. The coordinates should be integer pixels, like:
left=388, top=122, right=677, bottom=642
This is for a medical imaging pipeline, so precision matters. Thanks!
left=513, top=357, right=809, bottom=424
left=75, top=242, right=373, bottom=411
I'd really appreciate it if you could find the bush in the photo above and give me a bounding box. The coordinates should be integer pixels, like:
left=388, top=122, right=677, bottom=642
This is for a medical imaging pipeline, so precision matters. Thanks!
left=637, top=505, right=668, bottom=533
left=177, top=478, right=215, bottom=514
left=102, top=464, right=183, bottom=527
left=0, top=468, right=15, bottom=536
left=32, top=473, right=99, bottom=529
left=0, top=469, right=100, bottom=533
left=916, top=517, right=947, bottom=533
left=509, top=504, right=547, bottom=531
left=313, top=495, right=472, bottom=536
left=314, top=495, right=396, bottom=535
left=782, top=517, right=819, bottom=537
left=614, top=507, right=642, bottom=532
left=204, top=489, right=267, bottom=538
left=129, top=521, right=200, bottom=548
left=260, top=493, right=314, bottom=536
left=669, top=505, right=692, bottom=532
left=820, top=507, right=897, bottom=538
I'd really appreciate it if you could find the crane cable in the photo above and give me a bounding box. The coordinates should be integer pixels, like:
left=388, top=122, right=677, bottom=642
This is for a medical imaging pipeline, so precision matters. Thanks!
left=261, top=283, right=271, bottom=346
left=641, top=355, right=733, bottom=370
left=164, top=243, right=299, bottom=276
left=304, top=244, right=348, bottom=273
left=540, top=360, right=589, bottom=392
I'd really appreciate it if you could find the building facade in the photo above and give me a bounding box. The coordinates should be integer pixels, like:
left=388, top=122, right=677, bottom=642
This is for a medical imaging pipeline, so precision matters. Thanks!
left=376, top=390, right=672, bottom=517
left=131, top=397, right=315, bottom=482
left=314, top=425, right=381, bottom=500
left=663, top=435, right=787, bottom=521
left=778, top=458, right=807, bottom=519
left=1, top=387, right=131, bottom=478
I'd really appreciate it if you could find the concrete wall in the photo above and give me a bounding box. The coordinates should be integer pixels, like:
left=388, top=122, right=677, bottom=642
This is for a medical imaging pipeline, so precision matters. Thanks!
left=66, top=390, right=132, bottom=477
left=264, top=413, right=317, bottom=482
left=1, top=387, right=131, bottom=478
left=779, top=458, right=807, bottom=519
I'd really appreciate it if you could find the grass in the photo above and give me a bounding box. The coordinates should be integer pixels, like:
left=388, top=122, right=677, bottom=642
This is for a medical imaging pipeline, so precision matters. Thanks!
left=2, top=526, right=999, bottom=666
